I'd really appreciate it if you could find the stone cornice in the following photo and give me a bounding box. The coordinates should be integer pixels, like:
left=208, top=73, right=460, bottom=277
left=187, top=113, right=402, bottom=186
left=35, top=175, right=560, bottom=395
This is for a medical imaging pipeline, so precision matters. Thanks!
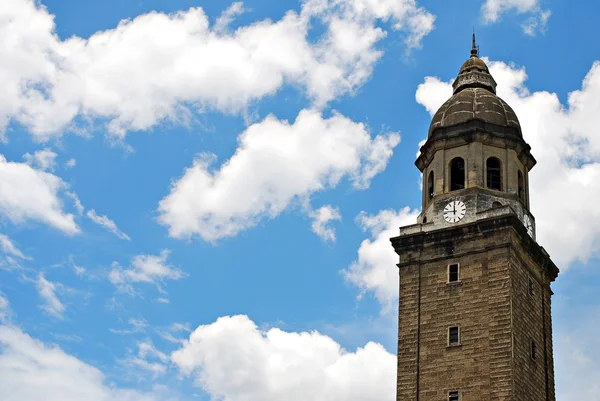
left=390, top=213, right=559, bottom=282
left=416, top=119, right=536, bottom=171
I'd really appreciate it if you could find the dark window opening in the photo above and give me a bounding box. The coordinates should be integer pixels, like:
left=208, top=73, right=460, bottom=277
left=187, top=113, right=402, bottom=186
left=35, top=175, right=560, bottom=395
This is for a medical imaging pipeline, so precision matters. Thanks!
left=531, top=340, right=537, bottom=360
left=448, top=264, right=460, bottom=283
left=518, top=171, right=525, bottom=202
left=528, top=278, right=534, bottom=296
left=428, top=171, right=434, bottom=200
left=486, top=157, right=502, bottom=191
left=449, top=392, right=460, bottom=401
left=423, top=216, right=428, bottom=224
left=492, top=201, right=502, bottom=208
left=450, top=158, right=465, bottom=191
left=449, top=326, right=460, bottom=346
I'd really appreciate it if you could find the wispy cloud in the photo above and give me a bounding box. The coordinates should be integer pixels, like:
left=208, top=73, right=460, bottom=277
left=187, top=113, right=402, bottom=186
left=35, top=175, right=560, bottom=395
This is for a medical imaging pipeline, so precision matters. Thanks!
left=0, top=234, right=31, bottom=260
left=86, top=209, right=130, bottom=240
left=309, top=205, right=342, bottom=242
left=0, top=292, right=9, bottom=323
left=36, top=273, right=65, bottom=319
left=22, top=149, right=57, bottom=171
left=109, top=318, right=148, bottom=335
left=109, top=250, right=186, bottom=294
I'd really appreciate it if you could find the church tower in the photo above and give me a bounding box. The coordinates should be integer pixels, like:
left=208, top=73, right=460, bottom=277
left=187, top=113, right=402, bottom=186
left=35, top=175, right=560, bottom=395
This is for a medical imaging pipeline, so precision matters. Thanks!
left=391, top=36, right=559, bottom=401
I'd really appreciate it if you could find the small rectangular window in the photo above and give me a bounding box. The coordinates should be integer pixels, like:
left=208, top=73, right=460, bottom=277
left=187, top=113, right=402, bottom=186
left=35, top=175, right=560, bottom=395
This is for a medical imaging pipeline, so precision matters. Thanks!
left=448, top=326, right=460, bottom=346
left=531, top=340, right=537, bottom=360
left=528, top=278, right=534, bottom=296
left=449, top=391, right=460, bottom=401
left=448, top=263, right=460, bottom=283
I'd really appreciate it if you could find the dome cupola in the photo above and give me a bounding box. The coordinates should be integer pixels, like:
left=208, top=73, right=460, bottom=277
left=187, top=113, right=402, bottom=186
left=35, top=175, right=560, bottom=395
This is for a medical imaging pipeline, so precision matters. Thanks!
left=427, top=35, right=522, bottom=139
left=415, top=35, right=537, bottom=228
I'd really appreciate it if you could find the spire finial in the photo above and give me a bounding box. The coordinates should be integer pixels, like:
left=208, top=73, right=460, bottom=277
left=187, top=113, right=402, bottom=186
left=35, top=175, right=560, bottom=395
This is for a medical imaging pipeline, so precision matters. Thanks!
left=471, top=32, right=479, bottom=58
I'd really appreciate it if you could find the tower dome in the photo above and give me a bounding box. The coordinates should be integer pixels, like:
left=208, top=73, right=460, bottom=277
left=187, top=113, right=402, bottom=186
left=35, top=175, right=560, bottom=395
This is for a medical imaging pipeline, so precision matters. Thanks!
left=428, top=35, right=522, bottom=139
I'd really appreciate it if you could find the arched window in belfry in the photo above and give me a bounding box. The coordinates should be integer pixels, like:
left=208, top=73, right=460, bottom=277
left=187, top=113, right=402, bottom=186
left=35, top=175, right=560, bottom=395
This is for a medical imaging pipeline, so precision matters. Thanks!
left=486, top=157, right=502, bottom=191
left=450, top=158, right=465, bottom=191
left=428, top=171, right=434, bottom=200
left=518, top=171, right=525, bottom=201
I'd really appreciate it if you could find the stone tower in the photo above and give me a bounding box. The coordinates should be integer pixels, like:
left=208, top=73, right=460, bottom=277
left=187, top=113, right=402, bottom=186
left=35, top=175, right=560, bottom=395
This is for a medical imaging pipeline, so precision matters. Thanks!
left=390, top=36, right=559, bottom=401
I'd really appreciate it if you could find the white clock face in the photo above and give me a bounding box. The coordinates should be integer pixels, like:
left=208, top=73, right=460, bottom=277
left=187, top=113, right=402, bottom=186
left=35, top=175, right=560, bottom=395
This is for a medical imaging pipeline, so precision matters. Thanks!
left=523, top=214, right=534, bottom=238
left=443, top=200, right=467, bottom=223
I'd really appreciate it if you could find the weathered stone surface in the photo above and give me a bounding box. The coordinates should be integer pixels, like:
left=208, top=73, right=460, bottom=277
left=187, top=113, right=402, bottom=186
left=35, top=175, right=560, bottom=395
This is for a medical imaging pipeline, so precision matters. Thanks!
left=392, top=36, right=558, bottom=401
left=392, top=216, right=557, bottom=401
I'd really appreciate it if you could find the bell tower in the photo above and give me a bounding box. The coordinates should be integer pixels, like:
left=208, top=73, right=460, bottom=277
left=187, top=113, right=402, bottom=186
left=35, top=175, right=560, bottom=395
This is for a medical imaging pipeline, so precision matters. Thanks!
left=391, top=36, right=559, bottom=401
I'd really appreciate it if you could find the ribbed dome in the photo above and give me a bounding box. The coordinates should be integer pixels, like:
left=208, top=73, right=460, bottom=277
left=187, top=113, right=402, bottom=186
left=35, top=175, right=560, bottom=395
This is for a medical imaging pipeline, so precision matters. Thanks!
left=428, top=87, right=521, bottom=137
left=427, top=35, right=522, bottom=138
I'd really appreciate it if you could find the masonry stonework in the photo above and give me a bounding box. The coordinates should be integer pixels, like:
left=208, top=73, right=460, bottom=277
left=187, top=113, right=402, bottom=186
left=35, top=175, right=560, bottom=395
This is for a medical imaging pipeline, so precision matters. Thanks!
left=392, top=37, right=558, bottom=401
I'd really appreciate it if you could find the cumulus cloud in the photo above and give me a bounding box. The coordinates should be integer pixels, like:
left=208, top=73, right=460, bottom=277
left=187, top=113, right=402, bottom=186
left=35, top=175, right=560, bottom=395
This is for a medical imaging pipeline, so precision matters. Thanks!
left=36, top=273, right=65, bottom=318
left=310, top=205, right=342, bottom=242
left=0, top=233, right=31, bottom=260
left=0, top=325, right=168, bottom=401
left=415, top=59, right=600, bottom=268
left=109, top=250, right=186, bottom=294
left=0, top=0, right=434, bottom=141
left=65, top=158, right=76, bottom=168
left=22, top=148, right=57, bottom=171
left=158, top=109, right=400, bottom=241
left=481, top=0, right=550, bottom=35
left=343, top=207, right=420, bottom=312
left=0, top=154, right=79, bottom=234
left=86, top=209, right=130, bottom=240
left=171, top=315, right=396, bottom=401
left=554, top=296, right=600, bottom=400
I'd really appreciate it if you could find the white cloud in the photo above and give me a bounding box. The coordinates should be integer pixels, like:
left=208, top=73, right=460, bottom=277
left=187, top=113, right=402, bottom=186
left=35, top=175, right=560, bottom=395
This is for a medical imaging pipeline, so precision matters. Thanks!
left=0, top=233, right=31, bottom=260
left=171, top=315, right=396, bottom=401
left=416, top=59, right=600, bottom=268
left=65, top=191, right=84, bottom=216
left=158, top=109, right=400, bottom=241
left=521, top=9, right=551, bottom=36
left=481, top=0, right=550, bottom=35
left=310, top=205, right=342, bottom=242
left=0, top=325, right=168, bottom=401
left=343, top=207, right=420, bottom=312
left=65, top=158, right=76, bottom=168
left=214, top=2, right=245, bottom=34
left=86, top=209, right=130, bottom=240
left=110, top=318, right=148, bottom=335
left=121, top=340, right=170, bottom=379
left=0, top=154, right=79, bottom=234
left=555, top=327, right=600, bottom=400
left=0, top=0, right=433, bottom=140
left=0, top=293, right=9, bottom=323
left=36, top=273, right=65, bottom=318
left=22, top=148, right=57, bottom=171
left=70, top=257, right=85, bottom=277
left=109, top=250, right=186, bottom=294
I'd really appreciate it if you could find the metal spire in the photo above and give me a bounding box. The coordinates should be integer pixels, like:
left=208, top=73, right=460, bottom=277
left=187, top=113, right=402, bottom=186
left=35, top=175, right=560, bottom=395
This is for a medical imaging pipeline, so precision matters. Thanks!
left=471, top=32, right=479, bottom=58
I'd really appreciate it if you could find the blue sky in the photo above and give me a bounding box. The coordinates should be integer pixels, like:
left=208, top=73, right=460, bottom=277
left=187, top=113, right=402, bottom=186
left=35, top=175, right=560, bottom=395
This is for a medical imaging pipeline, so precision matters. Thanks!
left=0, top=0, right=599, bottom=399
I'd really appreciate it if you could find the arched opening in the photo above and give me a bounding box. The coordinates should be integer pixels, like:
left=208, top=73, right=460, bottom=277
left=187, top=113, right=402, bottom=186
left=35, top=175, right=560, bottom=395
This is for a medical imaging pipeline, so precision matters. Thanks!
left=450, top=158, right=465, bottom=191
left=486, top=157, right=502, bottom=191
left=492, top=201, right=502, bottom=208
left=428, top=171, right=434, bottom=200
left=423, top=216, right=428, bottom=224
left=518, top=171, right=525, bottom=202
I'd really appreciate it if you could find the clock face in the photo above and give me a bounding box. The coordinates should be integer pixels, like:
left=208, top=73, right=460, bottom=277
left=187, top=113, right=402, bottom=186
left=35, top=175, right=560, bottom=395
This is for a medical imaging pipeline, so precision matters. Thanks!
left=443, top=200, right=467, bottom=223
left=523, top=214, right=534, bottom=238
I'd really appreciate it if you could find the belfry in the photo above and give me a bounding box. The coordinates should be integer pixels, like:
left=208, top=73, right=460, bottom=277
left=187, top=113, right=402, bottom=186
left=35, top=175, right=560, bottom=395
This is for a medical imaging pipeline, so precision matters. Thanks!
left=390, top=36, right=559, bottom=401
